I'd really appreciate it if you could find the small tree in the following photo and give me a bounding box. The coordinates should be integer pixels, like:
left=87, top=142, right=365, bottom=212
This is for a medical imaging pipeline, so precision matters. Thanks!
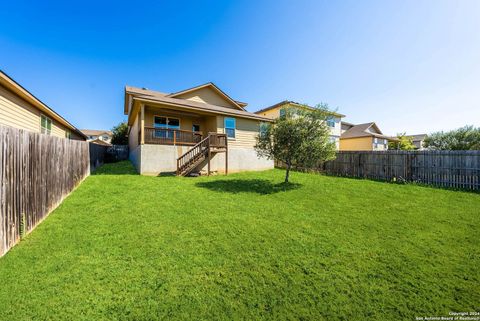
left=424, top=125, right=480, bottom=150
left=255, top=103, right=337, bottom=183
left=388, top=133, right=415, bottom=150
left=111, top=122, right=128, bottom=145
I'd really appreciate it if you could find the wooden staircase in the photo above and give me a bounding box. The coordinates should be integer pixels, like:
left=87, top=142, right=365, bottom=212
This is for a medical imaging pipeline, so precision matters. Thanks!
left=176, top=133, right=227, bottom=176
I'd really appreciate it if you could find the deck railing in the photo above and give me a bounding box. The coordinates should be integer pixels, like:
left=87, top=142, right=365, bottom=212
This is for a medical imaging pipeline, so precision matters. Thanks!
left=144, top=127, right=203, bottom=145
left=208, top=132, right=227, bottom=148
left=176, top=133, right=228, bottom=176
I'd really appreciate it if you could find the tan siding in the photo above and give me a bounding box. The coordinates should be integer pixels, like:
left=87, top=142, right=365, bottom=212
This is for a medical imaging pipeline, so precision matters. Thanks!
left=259, top=103, right=342, bottom=138
left=51, top=119, right=69, bottom=138
left=258, top=106, right=281, bottom=119
left=217, top=116, right=259, bottom=149
left=205, top=116, right=218, bottom=134
left=129, top=114, right=139, bottom=149
left=0, top=85, right=41, bottom=132
left=340, top=137, right=373, bottom=151
left=174, top=87, right=239, bottom=109
left=0, top=84, right=78, bottom=139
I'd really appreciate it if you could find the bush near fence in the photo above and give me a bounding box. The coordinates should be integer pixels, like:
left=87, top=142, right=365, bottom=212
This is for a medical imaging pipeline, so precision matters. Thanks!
left=0, top=125, right=128, bottom=256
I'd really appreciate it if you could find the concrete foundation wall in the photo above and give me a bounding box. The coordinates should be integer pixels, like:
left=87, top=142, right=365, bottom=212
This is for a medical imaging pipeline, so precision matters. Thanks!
left=129, top=145, right=141, bottom=171
left=133, top=144, right=273, bottom=175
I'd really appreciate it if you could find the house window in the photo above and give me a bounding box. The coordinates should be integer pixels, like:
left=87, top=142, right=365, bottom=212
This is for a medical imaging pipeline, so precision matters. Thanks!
left=41, top=115, right=52, bottom=135
left=192, top=124, right=200, bottom=132
left=279, top=108, right=286, bottom=118
left=102, top=135, right=109, bottom=141
left=259, top=122, right=269, bottom=139
left=326, top=116, right=336, bottom=128
left=154, top=116, right=180, bottom=138
left=224, top=117, right=236, bottom=138
left=65, top=130, right=71, bottom=139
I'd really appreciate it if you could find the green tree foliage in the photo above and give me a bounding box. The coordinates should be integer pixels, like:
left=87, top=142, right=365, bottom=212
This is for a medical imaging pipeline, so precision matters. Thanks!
left=111, top=122, right=128, bottom=145
left=388, top=133, right=416, bottom=150
left=424, top=125, right=480, bottom=150
left=255, top=103, right=337, bottom=183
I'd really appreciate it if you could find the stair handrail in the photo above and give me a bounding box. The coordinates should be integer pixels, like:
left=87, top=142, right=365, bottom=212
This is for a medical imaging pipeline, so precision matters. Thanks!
left=176, top=135, right=210, bottom=175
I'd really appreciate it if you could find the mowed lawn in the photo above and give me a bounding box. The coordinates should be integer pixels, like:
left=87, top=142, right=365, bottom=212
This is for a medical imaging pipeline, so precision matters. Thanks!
left=0, top=162, right=478, bottom=320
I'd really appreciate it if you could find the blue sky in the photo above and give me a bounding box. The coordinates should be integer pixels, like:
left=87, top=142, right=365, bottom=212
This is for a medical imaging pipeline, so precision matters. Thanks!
left=1, top=0, right=479, bottom=135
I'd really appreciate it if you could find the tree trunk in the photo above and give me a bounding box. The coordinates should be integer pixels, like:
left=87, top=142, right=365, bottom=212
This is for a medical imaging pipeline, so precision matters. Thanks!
left=285, top=161, right=291, bottom=183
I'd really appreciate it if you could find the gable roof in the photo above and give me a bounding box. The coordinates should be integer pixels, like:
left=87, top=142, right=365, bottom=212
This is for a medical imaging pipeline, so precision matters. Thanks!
left=341, top=122, right=393, bottom=140
left=255, top=100, right=345, bottom=118
left=81, top=129, right=113, bottom=136
left=124, top=86, right=272, bottom=123
left=90, top=138, right=112, bottom=146
left=0, top=70, right=87, bottom=139
left=167, top=82, right=246, bottom=110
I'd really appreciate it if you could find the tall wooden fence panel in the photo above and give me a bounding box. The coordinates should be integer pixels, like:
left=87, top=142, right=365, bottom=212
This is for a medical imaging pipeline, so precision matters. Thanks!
left=0, top=126, right=90, bottom=256
left=324, top=150, right=480, bottom=190
left=89, top=144, right=129, bottom=172
left=89, top=143, right=108, bottom=172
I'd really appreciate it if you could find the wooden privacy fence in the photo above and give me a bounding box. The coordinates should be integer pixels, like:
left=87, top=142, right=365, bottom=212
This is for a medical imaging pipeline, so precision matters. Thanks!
left=89, top=142, right=108, bottom=172
left=324, top=150, right=480, bottom=190
left=0, top=126, right=91, bottom=256
left=89, top=144, right=128, bottom=171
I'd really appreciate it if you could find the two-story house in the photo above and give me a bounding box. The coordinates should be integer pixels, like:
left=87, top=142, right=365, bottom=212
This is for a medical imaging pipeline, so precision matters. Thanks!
left=340, top=122, right=397, bottom=151
left=254, top=101, right=345, bottom=149
left=81, top=129, right=113, bottom=145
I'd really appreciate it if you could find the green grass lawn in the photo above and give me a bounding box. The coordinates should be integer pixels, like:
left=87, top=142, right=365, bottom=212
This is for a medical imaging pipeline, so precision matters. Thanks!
left=0, top=161, right=478, bottom=320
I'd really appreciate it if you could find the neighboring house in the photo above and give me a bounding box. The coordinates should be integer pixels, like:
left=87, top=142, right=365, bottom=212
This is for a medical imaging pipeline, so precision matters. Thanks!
left=254, top=100, right=345, bottom=149
left=406, top=134, right=427, bottom=150
left=81, top=129, right=113, bottom=144
left=124, top=82, right=274, bottom=175
left=340, top=122, right=397, bottom=151
left=0, top=70, right=86, bottom=140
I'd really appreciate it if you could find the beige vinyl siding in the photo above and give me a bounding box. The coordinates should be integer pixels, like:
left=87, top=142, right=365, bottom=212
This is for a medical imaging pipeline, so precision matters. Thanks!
left=0, top=84, right=41, bottom=132
left=217, top=116, right=259, bottom=149
left=205, top=115, right=218, bottom=134
left=174, top=87, right=238, bottom=109
left=0, top=84, right=77, bottom=139
left=129, top=115, right=139, bottom=149
left=51, top=118, right=70, bottom=138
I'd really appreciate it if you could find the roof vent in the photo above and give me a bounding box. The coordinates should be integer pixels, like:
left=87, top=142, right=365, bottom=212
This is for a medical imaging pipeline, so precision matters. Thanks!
left=142, top=87, right=148, bottom=90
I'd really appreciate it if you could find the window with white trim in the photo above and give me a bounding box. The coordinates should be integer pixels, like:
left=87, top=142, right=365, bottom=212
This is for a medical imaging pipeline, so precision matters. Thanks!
left=41, top=115, right=52, bottom=135
left=326, top=116, right=336, bottom=128
left=224, top=117, right=236, bottom=139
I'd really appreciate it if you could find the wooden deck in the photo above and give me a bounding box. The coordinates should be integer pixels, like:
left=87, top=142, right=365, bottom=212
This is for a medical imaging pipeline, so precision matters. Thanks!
left=143, top=127, right=203, bottom=146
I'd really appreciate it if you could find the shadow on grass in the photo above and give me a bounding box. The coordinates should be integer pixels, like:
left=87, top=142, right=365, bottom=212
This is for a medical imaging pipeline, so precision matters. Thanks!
left=195, top=179, right=302, bottom=195
left=91, top=161, right=138, bottom=175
